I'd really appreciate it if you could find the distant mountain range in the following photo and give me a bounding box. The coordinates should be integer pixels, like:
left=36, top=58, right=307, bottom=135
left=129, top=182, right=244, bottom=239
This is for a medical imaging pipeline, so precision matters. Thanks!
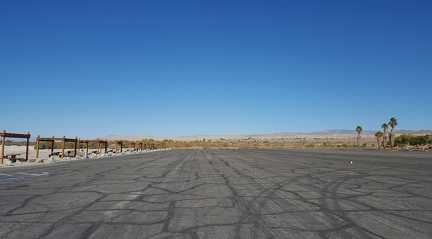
left=304, top=129, right=432, bottom=136
left=103, top=129, right=432, bottom=141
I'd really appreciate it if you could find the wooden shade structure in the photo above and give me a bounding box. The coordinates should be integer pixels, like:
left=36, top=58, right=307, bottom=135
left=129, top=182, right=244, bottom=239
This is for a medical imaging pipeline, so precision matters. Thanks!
left=116, top=141, right=123, bottom=153
left=97, top=140, right=108, bottom=154
left=79, top=139, right=108, bottom=155
left=36, top=135, right=78, bottom=158
left=130, top=142, right=136, bottom=151
left=1, top=130, right=31, bottom=163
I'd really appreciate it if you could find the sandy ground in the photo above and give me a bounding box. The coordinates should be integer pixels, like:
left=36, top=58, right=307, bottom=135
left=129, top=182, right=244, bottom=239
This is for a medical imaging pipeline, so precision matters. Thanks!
left=2, top=146, right=49, bottom=159
left=1, top=145, right=88, bottom=159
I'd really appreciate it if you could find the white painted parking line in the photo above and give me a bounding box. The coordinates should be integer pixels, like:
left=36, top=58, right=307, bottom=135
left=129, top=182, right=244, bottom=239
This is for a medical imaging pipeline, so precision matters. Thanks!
left=5, top=172, right=50, bottom=176
left=30, top=172, right=50, bottom=176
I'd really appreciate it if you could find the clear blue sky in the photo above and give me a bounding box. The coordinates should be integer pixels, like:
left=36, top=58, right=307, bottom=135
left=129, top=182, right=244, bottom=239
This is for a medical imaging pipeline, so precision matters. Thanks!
left=1, top=1, right=431, bottom=139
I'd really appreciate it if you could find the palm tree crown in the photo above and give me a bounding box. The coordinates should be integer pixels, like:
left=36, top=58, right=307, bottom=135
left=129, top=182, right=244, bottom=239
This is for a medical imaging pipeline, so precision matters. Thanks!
left=389, top=117, right=398, bottom=129
left=356, top=126, right=363, bottom=133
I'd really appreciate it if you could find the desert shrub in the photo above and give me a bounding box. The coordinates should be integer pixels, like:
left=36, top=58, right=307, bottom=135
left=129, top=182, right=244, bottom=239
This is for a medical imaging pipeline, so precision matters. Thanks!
left=395, top=134, right=431, bottom=146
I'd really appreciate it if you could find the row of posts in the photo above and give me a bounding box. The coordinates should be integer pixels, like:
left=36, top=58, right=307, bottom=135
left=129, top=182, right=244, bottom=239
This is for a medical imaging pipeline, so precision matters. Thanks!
left=1, top=130, right=162, bottom=163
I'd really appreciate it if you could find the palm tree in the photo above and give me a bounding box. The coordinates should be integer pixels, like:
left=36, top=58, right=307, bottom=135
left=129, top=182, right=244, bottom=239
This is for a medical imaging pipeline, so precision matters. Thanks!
left=381, top=123, right=388, bottom=149
left=375, top=131, right=383, bottom=149
left=356, top=126, right=363, bottom=148
left=389, top=117, right=398, bottom=148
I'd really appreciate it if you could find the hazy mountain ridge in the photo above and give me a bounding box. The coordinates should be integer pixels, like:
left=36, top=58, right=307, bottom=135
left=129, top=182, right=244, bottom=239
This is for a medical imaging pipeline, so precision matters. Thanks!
left=102, top=129, right=432, bottom=141
left=307, top=129, right=376, bottom=135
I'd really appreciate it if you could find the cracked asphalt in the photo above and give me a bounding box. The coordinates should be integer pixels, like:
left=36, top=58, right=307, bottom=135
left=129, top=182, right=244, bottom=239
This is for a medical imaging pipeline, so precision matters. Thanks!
left=0, top=149, right=431, bottom=238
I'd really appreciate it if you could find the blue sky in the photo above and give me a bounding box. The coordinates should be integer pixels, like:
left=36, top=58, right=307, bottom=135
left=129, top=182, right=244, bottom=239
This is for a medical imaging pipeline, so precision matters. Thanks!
left=1, top=1, right=431, bottom=138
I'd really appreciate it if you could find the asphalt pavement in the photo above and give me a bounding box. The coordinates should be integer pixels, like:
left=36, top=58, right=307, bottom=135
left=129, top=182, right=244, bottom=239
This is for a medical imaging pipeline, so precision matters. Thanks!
left=0, top=149, right=431, bottom=238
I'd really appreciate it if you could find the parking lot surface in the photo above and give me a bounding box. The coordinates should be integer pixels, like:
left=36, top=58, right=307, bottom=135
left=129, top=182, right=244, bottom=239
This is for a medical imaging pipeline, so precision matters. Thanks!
left=0, top=149, right=431, bottom=238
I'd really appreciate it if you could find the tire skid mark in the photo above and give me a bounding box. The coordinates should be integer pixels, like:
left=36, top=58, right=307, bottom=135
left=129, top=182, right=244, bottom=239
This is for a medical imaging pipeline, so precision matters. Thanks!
left=211, top=150, right=374, bottom=237
left=321, top=174, right=384, bottom=238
